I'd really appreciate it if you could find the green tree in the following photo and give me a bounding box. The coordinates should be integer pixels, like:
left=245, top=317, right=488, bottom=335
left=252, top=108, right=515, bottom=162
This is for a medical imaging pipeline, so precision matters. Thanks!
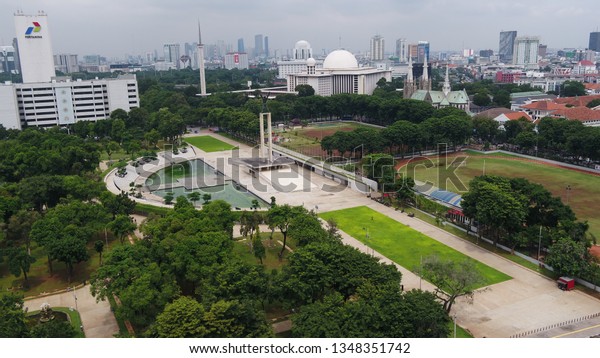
left=586, top=98, right=600, bottom=108
left=419, top=255, right=484, bottom=313
left=95, top=240, right=105, bottom=265
left=154, top=296, right=208, bottom=337
left=252, top=230, right=266, bottom=265
left=202, top=193, right=212, bottom=205
left=267, top=204, right=302, bottom=258
left=560, top=81, right=586, bottom=97
left=473, top=92, right=492, bottom=106
left=187, top=191, right=201, bottom=205
left=545, top=237, right=590, bottom=277
left=295, top=84, right=315, bottom=97
left=101, top=191, right=136, bottom=220
left=164, top=192, right=174, bottom=205
left=6, top=246, right=35, bottom=288
left=0, top=293, right=29, bottom=338
left=46, top=225, right=90, bottom=282
left=30, top=319, right=77, bottom=338
left=108, top=214, right=137, bottom=244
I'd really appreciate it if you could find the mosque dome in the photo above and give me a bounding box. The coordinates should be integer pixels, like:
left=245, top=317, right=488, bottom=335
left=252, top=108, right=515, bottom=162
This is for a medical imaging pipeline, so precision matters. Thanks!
left=306, top=57, right=316, bottom=66
left=323, top=49, right=358, bottom=69
left=295, top=40, right=311, bottom=49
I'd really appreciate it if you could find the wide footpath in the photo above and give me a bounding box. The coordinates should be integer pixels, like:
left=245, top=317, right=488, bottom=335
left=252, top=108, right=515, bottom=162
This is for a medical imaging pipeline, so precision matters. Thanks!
left=105, top=131, right=600, bottom=338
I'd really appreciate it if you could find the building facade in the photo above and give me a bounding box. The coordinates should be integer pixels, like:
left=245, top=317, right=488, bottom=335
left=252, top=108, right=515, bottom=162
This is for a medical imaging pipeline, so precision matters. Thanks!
left=589, top=32, right=600, bottom=52
left=395, top=38, right=407, bottom=63
left=254, top=34, right=263, bottom=58
left=163, top=44, right=181, bottom=69
left=499, top=31, right=517, bottom=63
left=287, top=50, right=391, bottom=96
left=370, top=35, right=384, bottom=61
left=54, top=54, right=79, bottom=73
left=417, top=41, right=430, bottom=63
left=277, top=40, right=322, bottom=79
left=14, top=11, right=56, bottom=83
left=0, top=46, right=17, bottom=73
left=513, top=36, right=540, bottom=69
left=0, top=75, right=139, bottom=130
left=224, top=52, right=249, bottom=70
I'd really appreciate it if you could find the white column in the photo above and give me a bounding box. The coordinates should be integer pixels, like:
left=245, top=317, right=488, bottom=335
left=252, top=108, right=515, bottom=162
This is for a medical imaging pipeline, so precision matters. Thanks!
left=259, top=113, right=265, bottom=158
left=267, top=113, right=273, bottom=162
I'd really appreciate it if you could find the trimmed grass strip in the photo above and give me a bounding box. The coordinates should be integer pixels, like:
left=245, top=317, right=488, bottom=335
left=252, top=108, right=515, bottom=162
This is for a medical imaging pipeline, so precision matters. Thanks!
left=319, top=206, right=511, bottom=289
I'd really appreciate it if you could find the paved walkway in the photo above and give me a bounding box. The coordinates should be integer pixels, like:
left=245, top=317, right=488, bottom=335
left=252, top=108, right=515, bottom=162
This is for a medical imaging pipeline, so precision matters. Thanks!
left=24, top=285, right=118, bottom=338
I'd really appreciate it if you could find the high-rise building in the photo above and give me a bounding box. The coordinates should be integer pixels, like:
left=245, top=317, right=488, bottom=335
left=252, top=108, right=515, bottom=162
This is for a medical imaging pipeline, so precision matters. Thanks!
left=254, top=34, right=264, bottom=58
left=0, top=46, right=17, bottom=74
left=54, top=54, right=79, bottom=73
left=417, top=41, right=429, bottom=63
left=538, top=44, right=548, bottom=58
left=11, top=38, right=21, bottom=74
left=589, top=32, right=600, bottom=52
left=264, top=36, right=269, bottom=58
left=370, top=35, right=384, bottom=61
left=14, top=10, right=56, bottom=83
left=499, top=31, right=517, bottom=63
left=513, top=36, right=540, bottom=69
left=237, top=38, right=245, bottom=53
left=163, top=44, right=181, bottom=69
left=224, top=52, right=249, bottom=70
left=395, top=38, right=407, bottom=62
left=408, top=43, right=418, bottom=62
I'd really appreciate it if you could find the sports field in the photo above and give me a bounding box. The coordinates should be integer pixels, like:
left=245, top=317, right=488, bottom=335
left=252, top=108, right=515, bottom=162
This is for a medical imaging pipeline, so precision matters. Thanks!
left=319, top=206, right=511, bottom=289
left=278, top=121, right=380, bottom=158
left=398, top=151, right=600, bottom=239
left=184, top=135, right=237, bottom=152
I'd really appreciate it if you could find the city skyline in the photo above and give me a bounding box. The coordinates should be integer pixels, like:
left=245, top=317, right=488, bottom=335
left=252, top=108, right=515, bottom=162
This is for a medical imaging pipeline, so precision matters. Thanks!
left=1, top=0, right=599, bottom=59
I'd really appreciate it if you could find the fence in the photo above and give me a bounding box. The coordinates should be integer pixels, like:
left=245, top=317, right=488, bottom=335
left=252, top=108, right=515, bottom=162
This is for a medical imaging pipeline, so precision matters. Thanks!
left=509, top=312, right=600, bottom=338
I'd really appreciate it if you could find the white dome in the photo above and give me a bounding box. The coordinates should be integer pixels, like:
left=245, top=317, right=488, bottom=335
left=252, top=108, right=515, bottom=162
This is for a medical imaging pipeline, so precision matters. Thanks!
left=306, top=57, right=316, bottom=66
left=295, top=40, right=311, bottom=49
left=323, top=50, right=358, bottom=69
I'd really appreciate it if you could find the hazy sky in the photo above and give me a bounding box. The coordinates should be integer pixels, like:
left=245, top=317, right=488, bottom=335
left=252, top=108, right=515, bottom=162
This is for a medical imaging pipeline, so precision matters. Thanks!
left=1, top=0, right=599, bottom=58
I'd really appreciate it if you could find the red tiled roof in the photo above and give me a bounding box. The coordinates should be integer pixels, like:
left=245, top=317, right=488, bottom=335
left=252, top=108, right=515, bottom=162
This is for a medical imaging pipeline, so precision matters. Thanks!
left=521, top=101, right=567, bottom=111
left=552, top=107, right=600, bottom=122
left=555, top=94, right=600, bottom=107
left=584, top=83, right=600, bottom=90
left=504, top=111, right=533, bottom=121
left=579, top=60, right=595, bottom=66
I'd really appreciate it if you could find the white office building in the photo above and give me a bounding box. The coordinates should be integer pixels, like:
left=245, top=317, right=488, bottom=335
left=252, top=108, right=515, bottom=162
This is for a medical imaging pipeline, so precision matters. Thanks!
left=277, top=40, right=323, bottom=79
left=513, top=36, right=540, bottom=69
left=287, top=50, right=392, bottom=96
left=224, top=52, right=249, bottom=70
left=0, top=75, right=139, bottom=130
left=14, top=11, right=56, bottom=83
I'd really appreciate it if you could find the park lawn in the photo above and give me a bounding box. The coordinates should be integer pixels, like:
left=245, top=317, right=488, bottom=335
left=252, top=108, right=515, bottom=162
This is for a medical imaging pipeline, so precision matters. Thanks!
left=398, top=151, right=600, bottom=238
left=0, top=233, right=123, bottom=297
left=185, top=135, right=237, bottom=152
left=319, top=206, right=511, bottom=289
left=233, top=233, right=290, bottom=271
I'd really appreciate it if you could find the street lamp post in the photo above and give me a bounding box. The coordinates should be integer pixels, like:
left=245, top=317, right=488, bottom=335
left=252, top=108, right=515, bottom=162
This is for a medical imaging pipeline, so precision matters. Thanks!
left=68, top=287, right=78, bottom=311
left=454, top=315, right=457, bottom=338
left=537, top=225, right=543, bottom=263
left=566, top=185, right=572, bottom=205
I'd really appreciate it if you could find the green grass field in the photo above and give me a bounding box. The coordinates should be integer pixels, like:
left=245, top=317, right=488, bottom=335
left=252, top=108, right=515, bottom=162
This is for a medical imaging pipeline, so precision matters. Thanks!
left=398, top=150, right=600, bottom=238
left=184, top=135, right=237, bottom=152
left=319, top=206, right=511, bottom=289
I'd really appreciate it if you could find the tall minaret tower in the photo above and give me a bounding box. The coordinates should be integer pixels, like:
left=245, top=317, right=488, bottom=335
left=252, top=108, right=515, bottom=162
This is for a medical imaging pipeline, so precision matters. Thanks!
left=420, top=55, right=432, bottom=91
left=197, top=21, right=207, bottom=96
left=442, top=65, right=451, bottom=96
left=403, top=56, right=415, bottom=99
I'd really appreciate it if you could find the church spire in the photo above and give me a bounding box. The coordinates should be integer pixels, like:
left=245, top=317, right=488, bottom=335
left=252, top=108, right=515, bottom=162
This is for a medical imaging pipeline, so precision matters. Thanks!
left=403, top=56, right=415, bottom=99
left=442, top=64, right=451, bottom=96
left=420, top=54, right=431, bottom=91
left=407, top=56, right=413, bottom=83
